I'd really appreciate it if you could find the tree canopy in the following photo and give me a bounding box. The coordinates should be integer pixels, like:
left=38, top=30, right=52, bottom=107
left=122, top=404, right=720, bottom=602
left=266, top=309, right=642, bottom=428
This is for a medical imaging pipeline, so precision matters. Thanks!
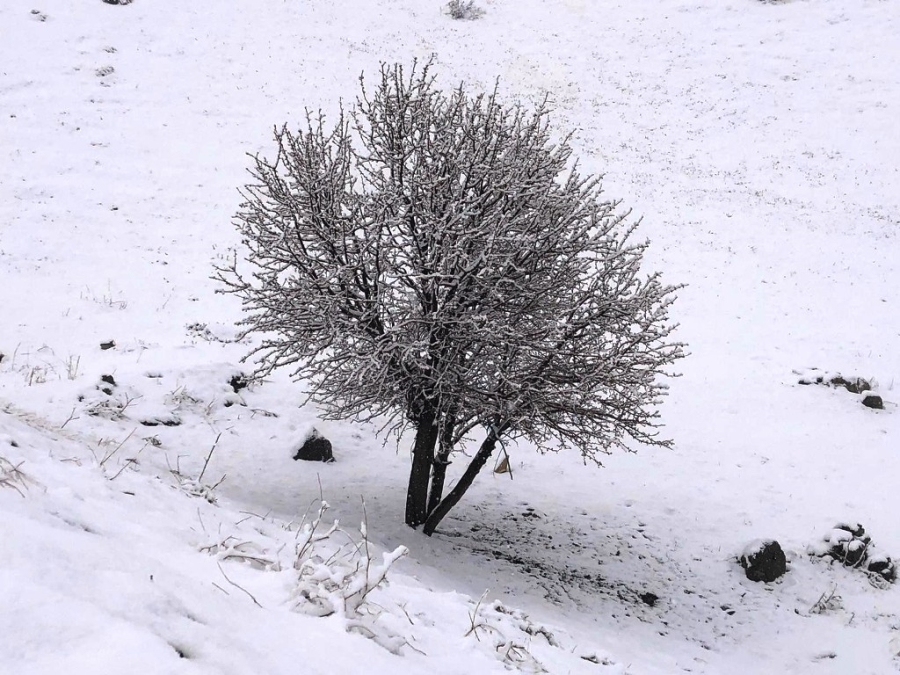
left=217, top=61, right=684, bottom=533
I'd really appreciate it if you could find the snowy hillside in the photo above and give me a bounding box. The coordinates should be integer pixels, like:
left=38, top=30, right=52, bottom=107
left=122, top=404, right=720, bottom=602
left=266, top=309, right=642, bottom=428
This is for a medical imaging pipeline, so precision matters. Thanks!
left=2, top=0, right=899, bottom=673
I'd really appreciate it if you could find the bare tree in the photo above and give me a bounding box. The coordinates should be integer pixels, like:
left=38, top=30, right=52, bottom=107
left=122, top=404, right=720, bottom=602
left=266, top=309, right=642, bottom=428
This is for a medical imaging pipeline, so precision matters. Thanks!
left=217, top=61, right=684, bottom=534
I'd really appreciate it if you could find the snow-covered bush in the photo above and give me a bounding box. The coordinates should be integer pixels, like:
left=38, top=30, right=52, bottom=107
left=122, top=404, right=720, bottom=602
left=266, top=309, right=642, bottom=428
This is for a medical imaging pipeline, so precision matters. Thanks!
left=464, top=595, right=572, bottom=671
left=290, top=501, right=408, bottom=618
left=198, top=500, right=408, bottom=652
left=810, top=523, right=896, bottom=586
left=447, top=0, right=484, bottom=20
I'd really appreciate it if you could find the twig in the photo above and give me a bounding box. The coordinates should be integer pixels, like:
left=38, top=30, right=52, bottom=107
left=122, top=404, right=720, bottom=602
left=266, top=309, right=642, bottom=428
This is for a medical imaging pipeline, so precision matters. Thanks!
left=466, top=589, right=491, bottom=641
left=399, top=602, right=416, bottom=625
left=403, top=638, right=427, bottom=656
left=236, top=509, right=271, bottom=525
left=197, top=432, right=222, bottom=483
left=60, top=406, right=80, bottom=429
left=220, top=551, right=277, bottom=567
left=208, top=474, right=227, bottom=491
left=119, top=393, right=142, bottom=415
left=108, top=439, right=150, bottom=481
left=217, top=561, right=262, bottom=608
left=100, top=428, right=136, bottom=467
left=359, top=497, right=373, bottom=605
left=809, top=585, right=840, bottom=614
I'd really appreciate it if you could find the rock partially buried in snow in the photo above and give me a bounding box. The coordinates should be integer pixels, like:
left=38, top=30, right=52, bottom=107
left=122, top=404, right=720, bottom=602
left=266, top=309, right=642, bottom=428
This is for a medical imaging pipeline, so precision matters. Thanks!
left=829, top=375, right=871, bottom=394
left=861, top=394, right=883, bottom=410
left=293, top=428, right=334, bottom=463
left=796, top=369, right=874, bottom=395
left=795, top=369, right=886, bottom=411
left=740, top=540, right=787, bottom=582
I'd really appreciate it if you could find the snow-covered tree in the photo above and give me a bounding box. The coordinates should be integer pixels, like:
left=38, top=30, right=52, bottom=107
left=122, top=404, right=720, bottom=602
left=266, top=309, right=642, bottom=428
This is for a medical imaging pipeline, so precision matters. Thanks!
left=218, top=61, right=684, bottom=534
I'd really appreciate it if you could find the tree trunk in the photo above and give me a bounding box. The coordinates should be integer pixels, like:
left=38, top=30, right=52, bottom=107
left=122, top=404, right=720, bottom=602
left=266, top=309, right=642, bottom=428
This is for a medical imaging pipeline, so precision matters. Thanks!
left=426, top=412, right=456, bottom=517
left=405, top=406, right=440, bottom=527
left=422, top=423, right=506, bottom=536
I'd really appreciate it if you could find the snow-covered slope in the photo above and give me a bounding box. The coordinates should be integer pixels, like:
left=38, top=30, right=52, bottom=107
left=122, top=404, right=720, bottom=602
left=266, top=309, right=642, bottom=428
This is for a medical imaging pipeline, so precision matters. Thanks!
left=2, top=0, right=899, bottom=673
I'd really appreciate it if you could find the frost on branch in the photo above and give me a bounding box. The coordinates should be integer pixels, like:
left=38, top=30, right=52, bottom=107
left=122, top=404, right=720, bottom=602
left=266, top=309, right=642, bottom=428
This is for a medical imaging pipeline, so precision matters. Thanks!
left=218, top=59, right=684, bottom=530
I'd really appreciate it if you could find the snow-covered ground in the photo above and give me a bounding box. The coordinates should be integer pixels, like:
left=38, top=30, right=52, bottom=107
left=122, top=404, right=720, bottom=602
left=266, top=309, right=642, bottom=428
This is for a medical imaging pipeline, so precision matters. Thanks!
left=2, top=0, right=899, bottom=673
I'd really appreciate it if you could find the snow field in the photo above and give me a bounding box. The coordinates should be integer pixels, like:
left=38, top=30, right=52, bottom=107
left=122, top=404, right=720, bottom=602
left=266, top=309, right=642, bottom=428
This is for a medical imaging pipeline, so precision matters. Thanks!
left=2, top=0, right=899, bottom=672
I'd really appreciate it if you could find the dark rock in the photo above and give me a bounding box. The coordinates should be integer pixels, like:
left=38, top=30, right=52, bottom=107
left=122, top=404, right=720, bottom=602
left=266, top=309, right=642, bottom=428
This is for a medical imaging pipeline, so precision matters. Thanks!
left=862, top=395, right=884, bottom=409
left=867, top=558, right=897, bottom=583
left=740, top=540, right=787, bottom=582
left=830, top=375, right=872, bottom=393
left=100, top=374, right=116, bottom=387
left=229, top=374, right=249, bottom=393
left=100, top=340, right=116, bottom=350
left=293, top=429, right=334, bottom=463
left=639, top=592, right=659, bottom=607
left=847, top=379, right=871, bottom=394
left=139, top=417, right=181, bottom=427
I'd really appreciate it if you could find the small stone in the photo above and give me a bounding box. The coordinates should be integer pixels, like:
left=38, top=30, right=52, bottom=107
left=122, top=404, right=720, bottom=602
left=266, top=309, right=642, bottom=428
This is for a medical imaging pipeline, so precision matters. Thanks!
left=862, top=394, right=883, bottom=410
left=229, top=374, right=248, bottom=393
left=740, top=540, right=787, bottom=583
left=100, top=340, right=116, bottom=350
left=100, top=374, right=116, bottom=387
left=639, top=592, right=659, bottom=607
left=293, top=428, right=334, bottom=463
